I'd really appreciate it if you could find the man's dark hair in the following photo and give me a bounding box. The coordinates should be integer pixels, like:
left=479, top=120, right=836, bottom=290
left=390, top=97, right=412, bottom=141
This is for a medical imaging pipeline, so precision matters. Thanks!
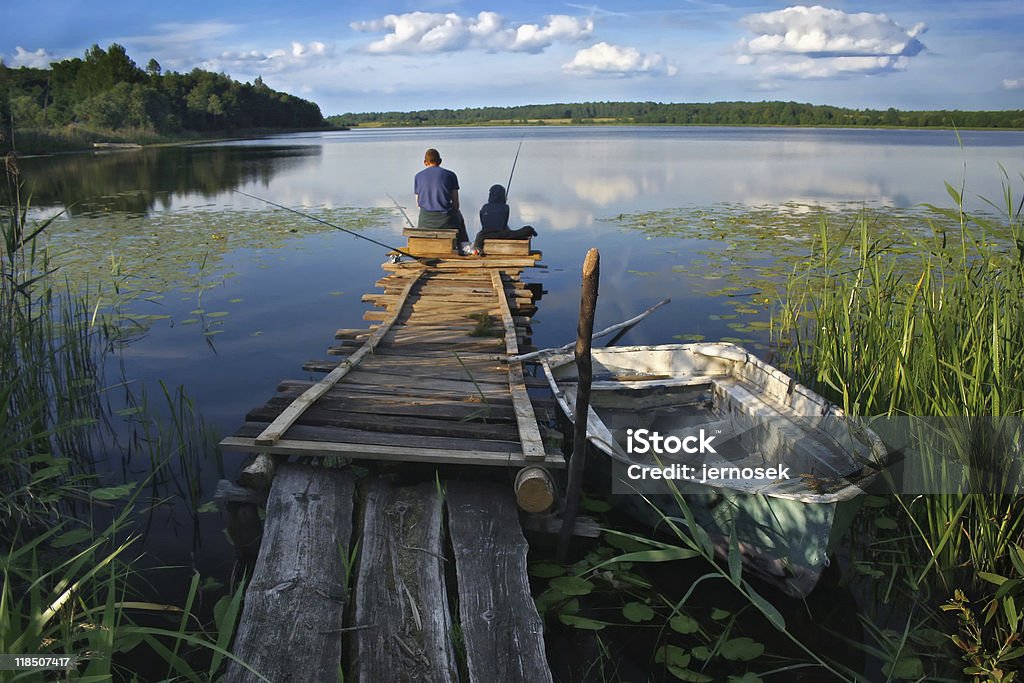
left=424, top=148, right=442, bottom=164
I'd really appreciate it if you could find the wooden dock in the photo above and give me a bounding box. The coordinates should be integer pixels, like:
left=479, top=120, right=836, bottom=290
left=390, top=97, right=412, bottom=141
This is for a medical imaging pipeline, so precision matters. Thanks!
left=219, top=232, right=561, bottom=682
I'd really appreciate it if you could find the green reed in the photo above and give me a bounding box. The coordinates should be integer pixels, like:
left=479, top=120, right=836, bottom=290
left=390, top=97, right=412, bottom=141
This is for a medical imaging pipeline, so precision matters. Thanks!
left=773, top=172, right=1024, bottom=677
left=2, top=151, right=254, bottom=680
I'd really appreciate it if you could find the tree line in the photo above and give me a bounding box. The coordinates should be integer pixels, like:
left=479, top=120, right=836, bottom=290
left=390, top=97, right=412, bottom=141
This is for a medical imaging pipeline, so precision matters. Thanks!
left=328, top=101, right=1024, bottom=129
left=1, top=44, right=325, bottom=150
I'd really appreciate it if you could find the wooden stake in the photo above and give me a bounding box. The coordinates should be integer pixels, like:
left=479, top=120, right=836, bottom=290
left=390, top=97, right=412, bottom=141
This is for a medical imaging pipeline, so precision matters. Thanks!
left=558, top=248, right=599, bottom=561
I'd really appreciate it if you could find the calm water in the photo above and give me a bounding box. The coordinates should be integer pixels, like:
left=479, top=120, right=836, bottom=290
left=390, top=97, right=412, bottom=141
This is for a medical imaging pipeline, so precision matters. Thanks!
left=16, top=125, right=1024, bottom=588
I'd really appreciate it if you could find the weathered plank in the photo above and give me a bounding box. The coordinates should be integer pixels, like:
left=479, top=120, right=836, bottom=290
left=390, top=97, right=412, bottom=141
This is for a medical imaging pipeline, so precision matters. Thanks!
left=402, top=228, right=457, bottom=239
left=276, top=379, right=517, bottom=405
left=237, top=422, right=522, bottom=454
left=245, top=404, right=522, bottom=441
left=446, top=480, right=553, bottom=683
left=492, top=270, right=546, bottom=462
left=220, top=435, right=565, bottom=467
left=258, top=390, right=518, bottom=422
left=481, top=238, right=532, bottom=256
left=224, top=464, right=356, bottom=683
left=350, top=479, right=458, bottom=683
left=255, top=270, right=425, bottom=445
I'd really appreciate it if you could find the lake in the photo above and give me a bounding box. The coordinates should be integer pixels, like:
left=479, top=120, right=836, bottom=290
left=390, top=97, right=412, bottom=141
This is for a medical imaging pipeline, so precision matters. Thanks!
left=15, top=124, right=1024, bottom=601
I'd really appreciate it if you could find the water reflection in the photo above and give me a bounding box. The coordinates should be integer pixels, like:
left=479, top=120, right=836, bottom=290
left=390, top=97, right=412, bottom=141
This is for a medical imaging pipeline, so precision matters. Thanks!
left=18, top=145, right=321, bottom=216
left=17, top=126, right=1021, bottom=226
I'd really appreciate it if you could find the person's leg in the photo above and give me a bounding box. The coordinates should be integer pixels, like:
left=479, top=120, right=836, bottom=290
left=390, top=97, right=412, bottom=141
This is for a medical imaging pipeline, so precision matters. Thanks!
left=505, top=226, right=536, bottom=239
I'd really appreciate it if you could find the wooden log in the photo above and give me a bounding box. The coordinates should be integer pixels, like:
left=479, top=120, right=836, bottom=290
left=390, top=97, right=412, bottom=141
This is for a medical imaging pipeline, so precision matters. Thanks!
left=446, top=480, right=553, bottom=683
left=559, top=248, right=599, bottom=561
left=237, top=453, right=287, bottom=491
left=514, top=466, right=556, bottom=513
left=350, top=479, right=458, bottom=683
left=214, top=479, right=266, bottom=505
left=225, top=502, right=263, bottom=574
left=224, top=465, right=356, bottom=683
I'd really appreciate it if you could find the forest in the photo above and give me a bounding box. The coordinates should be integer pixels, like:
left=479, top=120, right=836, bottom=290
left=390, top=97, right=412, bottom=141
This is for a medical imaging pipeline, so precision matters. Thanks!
left=328, top=100, right=1024, bottom=129
left=1, top=44, right=325, bottom=152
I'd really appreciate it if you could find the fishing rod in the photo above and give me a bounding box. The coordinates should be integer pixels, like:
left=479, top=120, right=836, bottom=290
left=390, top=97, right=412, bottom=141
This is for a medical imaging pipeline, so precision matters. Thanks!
left=385, top=192, right=415, bottom=229
left=505, top=138, right=524, bottom=198
left=235, top=190, right=432, bottom=264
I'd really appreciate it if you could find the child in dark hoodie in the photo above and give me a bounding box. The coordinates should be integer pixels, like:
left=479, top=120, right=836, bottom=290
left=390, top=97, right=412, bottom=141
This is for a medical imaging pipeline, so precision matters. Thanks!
left=471, top=184, right=537, bottom=254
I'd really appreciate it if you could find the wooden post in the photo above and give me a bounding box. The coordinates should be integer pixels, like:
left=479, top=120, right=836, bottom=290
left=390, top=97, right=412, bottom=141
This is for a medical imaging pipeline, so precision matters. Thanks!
left=558, top=248, right=599, bottom=561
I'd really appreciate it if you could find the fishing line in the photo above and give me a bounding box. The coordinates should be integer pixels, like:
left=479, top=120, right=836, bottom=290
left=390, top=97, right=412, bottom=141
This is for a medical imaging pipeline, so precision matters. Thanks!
left=235, top=190, right=432, bottom=264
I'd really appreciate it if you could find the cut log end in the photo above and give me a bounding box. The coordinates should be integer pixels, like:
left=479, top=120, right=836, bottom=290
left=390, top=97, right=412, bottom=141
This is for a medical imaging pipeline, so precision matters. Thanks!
left=515, top=466, right=556, bottom=513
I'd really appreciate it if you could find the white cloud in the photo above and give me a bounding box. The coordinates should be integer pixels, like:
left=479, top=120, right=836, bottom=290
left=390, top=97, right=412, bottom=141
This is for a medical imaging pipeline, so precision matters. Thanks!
left=201, top=41, right=334, bottom=75
left=1004, top=78, right=1024, bottom=90
left=351, top=11, right=593, bottom=54
left=739, top=5, right=926, bottom=79
left=7, top=46, right=56, bottom=68
left=564, top=42, right=677, bottom=76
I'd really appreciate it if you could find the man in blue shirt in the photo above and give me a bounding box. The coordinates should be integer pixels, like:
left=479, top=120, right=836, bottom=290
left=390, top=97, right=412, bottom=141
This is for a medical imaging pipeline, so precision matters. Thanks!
left=414, top=148, right=472, bottom=255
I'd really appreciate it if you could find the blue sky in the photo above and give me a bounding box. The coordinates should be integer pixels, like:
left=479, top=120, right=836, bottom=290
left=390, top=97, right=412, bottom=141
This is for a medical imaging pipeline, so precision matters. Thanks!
left=2, top=1, right=1022, bottom=115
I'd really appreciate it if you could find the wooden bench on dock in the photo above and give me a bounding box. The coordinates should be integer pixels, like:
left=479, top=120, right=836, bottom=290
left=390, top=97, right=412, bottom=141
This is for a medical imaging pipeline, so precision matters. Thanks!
left=400, top=228, right=540, bottom=262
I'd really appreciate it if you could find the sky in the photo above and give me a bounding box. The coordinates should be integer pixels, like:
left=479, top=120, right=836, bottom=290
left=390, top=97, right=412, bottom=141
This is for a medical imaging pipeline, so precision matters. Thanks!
left=1, top=1, right=1022, bottom=116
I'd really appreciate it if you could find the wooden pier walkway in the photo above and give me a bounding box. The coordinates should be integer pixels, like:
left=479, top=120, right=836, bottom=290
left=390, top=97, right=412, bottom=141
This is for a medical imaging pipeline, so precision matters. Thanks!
left=218, top=233, right=562, bottom=682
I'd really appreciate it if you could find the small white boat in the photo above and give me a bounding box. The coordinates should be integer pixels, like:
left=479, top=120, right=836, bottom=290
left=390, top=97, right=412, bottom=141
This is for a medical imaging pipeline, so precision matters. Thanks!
left=540, top=342, right=888, bottom=597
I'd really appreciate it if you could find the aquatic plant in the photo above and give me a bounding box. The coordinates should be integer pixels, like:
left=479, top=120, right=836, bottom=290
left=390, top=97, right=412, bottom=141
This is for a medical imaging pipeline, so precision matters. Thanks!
left=773, top=170, right=1024, bottom=678
left=2, top=153, right=255, bottom=680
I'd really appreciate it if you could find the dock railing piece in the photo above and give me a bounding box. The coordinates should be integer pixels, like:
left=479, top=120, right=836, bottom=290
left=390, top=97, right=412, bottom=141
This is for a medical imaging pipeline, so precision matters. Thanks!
left=255, top=270, right=425, bottom=445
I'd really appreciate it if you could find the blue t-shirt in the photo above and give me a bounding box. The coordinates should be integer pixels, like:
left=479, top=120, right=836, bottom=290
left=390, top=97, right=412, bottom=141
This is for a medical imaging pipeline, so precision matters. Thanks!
left=414, top=166, right=459, bottom=212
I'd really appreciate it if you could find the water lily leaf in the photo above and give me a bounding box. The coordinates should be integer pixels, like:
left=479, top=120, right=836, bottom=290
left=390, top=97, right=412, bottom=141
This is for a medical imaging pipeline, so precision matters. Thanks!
left=528, top=563, right=566, bottom=578
left=549, top=576, right=594, bottom=596
left=728, top=674, right=763, bottom=683
left=655, top=644, right=690, bottom=669
left=622, top=602, right=655, bottom=622
left=720, top=637, right=765, bottom=661
left=668, top=669, right=712, bottom=682
left=669, top=614, right=700, bottom=634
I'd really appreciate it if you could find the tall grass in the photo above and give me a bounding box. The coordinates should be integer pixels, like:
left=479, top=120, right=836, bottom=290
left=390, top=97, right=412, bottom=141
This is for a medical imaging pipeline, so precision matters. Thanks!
left=773, top=172, right=1024, bottom=677
left=2, top=150, right=254, bottom=680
